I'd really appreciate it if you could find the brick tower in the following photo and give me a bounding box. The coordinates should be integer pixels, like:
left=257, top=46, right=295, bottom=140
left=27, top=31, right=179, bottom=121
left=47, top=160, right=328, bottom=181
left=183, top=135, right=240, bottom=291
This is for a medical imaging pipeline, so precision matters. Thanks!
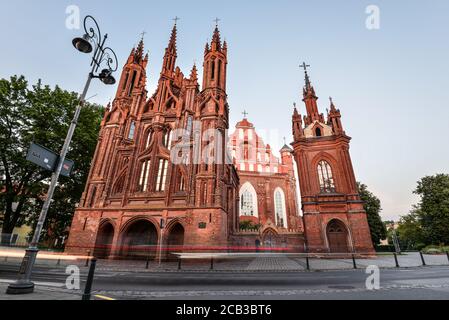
left=291, top=65, right=374, bottom=253
left=65, top=23, right=239, bottom=259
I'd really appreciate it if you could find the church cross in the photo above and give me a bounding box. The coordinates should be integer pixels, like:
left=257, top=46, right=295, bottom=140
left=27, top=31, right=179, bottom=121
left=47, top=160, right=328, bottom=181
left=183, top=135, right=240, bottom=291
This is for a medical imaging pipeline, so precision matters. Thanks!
left=299, top=62, right=310, bottom=72
left=140, top=30, right=147, bottom=40
left=214, top=17, right=221, bottom=27
left=242, top=110, right=249, bottom=118
left=173, top=16, right=181, bottom=25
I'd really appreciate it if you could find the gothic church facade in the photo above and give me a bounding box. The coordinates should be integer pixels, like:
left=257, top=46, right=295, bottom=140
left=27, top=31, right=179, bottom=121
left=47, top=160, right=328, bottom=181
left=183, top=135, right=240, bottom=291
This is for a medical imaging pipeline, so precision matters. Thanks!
left=65, top=23, right=374, bottom=258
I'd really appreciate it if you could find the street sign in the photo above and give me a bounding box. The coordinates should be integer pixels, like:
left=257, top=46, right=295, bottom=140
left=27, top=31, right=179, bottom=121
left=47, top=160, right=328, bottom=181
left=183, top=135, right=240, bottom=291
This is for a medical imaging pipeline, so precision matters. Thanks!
left=60, top=159, right=75, bottom=178
left=26, top=143, right=74, bottom=177
left=26, top=143, right=58, bottom=171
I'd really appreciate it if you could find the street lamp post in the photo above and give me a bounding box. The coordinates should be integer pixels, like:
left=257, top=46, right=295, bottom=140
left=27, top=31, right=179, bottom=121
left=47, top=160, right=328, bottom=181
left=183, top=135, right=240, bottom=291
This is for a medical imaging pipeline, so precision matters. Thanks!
left=6, top=15, right=118, bottom=295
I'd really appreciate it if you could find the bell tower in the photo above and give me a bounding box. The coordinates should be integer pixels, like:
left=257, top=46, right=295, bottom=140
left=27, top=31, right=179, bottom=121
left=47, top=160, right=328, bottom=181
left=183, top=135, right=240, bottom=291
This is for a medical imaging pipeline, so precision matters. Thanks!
left=202, top=22, right=227, bottom=92
left=291, top=64, right=374, bottom=253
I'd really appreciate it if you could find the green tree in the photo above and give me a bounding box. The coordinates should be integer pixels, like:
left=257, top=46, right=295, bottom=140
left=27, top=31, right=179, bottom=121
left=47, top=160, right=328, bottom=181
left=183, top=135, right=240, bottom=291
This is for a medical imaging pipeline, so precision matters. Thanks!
left=413, top=174, right=449, bottom=245
left=396, top=211, right=424, bottom=250
left=357, top=182, right=387, bottom=245
left=0, top=75, right=103, bottom=246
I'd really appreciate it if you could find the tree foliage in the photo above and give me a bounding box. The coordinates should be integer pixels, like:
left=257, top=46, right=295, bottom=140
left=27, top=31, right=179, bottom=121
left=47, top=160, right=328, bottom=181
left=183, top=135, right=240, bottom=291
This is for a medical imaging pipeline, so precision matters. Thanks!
left=398, top=174, right=449, bottom=248
left=0, top=75, right=103, bottom=246
left=357, top=182, right=387, bottom=245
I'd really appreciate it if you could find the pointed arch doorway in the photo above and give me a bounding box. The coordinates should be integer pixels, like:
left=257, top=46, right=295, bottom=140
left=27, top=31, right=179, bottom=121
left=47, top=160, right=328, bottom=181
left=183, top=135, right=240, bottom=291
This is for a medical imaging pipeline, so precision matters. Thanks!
left=94, top=222, right=115, bottom=259
left=166, top=223, right=185, bottom=260
left=120, top=219, right=159, bottom=260
left=326, top=220, right=350, bottom=253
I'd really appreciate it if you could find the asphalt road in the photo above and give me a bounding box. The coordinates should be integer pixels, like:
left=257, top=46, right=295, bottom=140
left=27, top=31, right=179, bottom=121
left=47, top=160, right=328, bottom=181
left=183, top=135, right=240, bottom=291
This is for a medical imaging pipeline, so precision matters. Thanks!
left=1, top=262, right=449, bottom=300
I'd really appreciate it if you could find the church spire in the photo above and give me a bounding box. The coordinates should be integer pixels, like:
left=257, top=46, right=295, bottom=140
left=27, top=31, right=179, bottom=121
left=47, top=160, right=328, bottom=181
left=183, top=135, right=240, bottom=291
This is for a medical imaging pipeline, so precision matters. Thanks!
left=299, top=62, right=322, bottom=125
left=189, top=63, right=198, bottom=82
left=327, top=97, right=344, bottom=135
left=168, top=20, right=178, bottom=54
left=161, top=19, right=179, bottom=77
left=202, top=20, right=227, bottom=91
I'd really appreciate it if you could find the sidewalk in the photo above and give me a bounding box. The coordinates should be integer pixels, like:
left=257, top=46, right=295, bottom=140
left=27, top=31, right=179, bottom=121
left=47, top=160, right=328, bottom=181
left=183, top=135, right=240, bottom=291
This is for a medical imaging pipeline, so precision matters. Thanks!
left=0, top=282, right=81, bottom=300
left=1, top=246, right=448, bottom=272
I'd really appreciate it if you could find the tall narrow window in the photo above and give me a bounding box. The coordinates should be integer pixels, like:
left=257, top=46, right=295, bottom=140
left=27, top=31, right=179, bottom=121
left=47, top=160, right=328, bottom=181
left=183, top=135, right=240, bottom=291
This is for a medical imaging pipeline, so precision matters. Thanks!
left=164, top=129, right=172, bottom=150
left=318, top=160, right=336, bottom=193
left=145, top=130, right=153, bottom=148
left=241, top=191, right=254, bottom=216
left=179, top=174, right=185, bottom=192
left=128, top=71, right=137, bottom=96
left=239, top=182, right=258, bottom=217
left=156, top=159, right=168, bottom=192
left=138, top=160, right=151, bottom=192
left=274, top=188, right=287, bottom=228
left=211, top=60, right=215, bottom=80
left=315, top=127, right=322, bottom=137
left=186, top=116, right=193, bottom=137
left=128, top=121, right=136, bottom=140
left=217, top=59, right=222, bottom=86
left=122, top=72, right=129, bottom=91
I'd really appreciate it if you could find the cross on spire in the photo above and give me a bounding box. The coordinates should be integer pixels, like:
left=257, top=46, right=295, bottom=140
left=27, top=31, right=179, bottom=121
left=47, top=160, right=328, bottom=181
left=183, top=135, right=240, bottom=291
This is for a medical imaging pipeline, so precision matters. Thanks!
left=140, top=30, right=147, bottom=41
left=299, top=62, right=310, bottom=73
left=173, top=16, right=181, bottom=25
left=299, top=61, right=312, bottom=88
left=214, top=17, right=221, bottom=27
left=242, top=110, right=249, bottom=118
left=283, top=137, right=287, bottom=145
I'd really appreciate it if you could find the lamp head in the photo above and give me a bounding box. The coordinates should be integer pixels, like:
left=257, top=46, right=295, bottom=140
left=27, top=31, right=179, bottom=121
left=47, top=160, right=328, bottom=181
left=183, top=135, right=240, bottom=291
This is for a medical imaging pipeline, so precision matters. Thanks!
left=99, top=69, right=116, bottom=85
left=72, top=34, right=93, bottom=54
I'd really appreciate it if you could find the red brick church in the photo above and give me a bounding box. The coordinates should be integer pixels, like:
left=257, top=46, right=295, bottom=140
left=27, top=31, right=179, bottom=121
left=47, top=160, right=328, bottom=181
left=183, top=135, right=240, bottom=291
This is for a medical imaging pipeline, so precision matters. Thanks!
left=65, top=23, right=374, bottom=259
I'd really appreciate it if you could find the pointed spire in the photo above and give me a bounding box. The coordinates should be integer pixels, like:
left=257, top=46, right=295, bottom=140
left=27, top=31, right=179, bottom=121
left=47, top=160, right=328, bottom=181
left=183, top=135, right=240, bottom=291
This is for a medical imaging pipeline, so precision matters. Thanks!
left=211, top=26, right=221, bottom=50
left=299, top=62, right=312, bottom=91
left=134, top=38, right=144, bottom=61
left=190, top=63, right=198, bottom=82
left=329, top=97, right=337, bottom=111
left=168, top=22, right=177, bottom=53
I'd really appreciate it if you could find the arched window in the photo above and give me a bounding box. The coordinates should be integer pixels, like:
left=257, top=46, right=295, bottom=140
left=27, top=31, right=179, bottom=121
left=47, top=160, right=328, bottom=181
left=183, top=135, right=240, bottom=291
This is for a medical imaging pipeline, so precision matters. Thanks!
left=128, top=71, right=137, bottom=97
left=138, top=159, right=151, bottom=192
left=179, top=174, right=185, bottom=192
left=156, top=159, right=169, bottom=192
left=128, top=121, right=136, bottom=140
left=164, top=129, right=173, bottom=150
left=239, top=182, right=258, bottom=217
left=274, top=188, right=288, bottom=228
left=145, top=130, right=153, bottom=149
left=318, top=160, right=336, bottom=193
left=315, top=127, right=322, bottom=137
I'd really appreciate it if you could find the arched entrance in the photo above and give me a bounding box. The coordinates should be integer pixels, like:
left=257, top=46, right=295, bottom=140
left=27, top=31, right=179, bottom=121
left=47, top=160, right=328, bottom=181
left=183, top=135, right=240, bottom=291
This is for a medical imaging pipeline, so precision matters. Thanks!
left=94, top=222, right=115, bottom=259
left=166, top=223, right=185, bottom=260
left=120, top=219, right=158, bottom=260
left=326, top=220, right=349, bottom=253
left=262, top=229, right=278, bottom=250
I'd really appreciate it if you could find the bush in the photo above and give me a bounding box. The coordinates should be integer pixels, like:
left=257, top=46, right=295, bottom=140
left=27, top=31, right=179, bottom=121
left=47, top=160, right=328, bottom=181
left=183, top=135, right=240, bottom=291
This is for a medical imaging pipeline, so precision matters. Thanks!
left=422, top=245, right=449, bottom=254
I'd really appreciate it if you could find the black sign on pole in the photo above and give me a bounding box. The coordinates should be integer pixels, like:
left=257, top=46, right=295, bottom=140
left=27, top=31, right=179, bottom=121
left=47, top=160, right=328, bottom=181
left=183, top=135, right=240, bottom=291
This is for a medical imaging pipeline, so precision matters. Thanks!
left=26, top=143, right=74, bottom=178
left=26, top=143, right=58, bottom=171
left=60, top=158, right=75, bottom=178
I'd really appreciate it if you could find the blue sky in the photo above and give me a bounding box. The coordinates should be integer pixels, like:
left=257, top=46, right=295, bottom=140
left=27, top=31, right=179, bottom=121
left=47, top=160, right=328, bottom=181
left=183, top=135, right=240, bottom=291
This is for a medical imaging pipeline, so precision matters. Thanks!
left=1, top=0, right=448, bottom=221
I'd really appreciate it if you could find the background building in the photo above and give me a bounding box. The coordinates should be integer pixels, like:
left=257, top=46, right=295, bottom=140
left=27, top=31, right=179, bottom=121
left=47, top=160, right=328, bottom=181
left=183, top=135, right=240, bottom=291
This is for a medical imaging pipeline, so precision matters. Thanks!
left=228, top=117, right=304, bottom=249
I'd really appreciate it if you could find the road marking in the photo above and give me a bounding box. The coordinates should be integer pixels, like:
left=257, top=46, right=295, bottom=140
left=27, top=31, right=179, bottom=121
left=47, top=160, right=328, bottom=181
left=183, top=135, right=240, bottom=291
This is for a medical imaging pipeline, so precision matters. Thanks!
left=94, top=294, right=116, bottom=300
